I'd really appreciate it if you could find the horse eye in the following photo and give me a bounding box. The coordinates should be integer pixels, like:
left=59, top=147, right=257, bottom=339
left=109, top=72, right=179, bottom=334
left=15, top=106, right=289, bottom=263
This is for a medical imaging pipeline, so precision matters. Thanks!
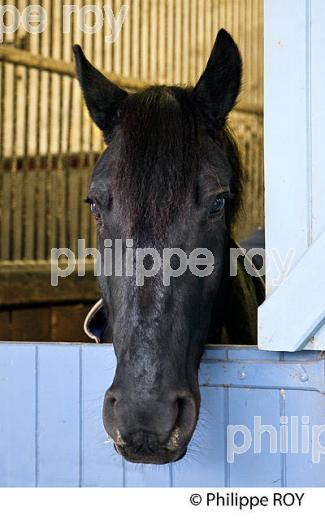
left=90, top=201, right=100, bottom=218
left=209, top=197, right=225, bottom=216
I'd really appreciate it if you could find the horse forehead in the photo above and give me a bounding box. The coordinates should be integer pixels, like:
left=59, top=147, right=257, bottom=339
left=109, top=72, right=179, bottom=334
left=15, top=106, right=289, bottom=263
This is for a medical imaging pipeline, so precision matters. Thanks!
left=89, top=144, right=228, bottom=205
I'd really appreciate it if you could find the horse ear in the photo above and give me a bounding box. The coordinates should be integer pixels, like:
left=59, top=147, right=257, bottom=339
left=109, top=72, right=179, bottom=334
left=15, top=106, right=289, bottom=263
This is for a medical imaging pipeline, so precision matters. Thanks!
left=192, top=29, right=242, bottom=130
left=73, top=45, right=127, bottom=138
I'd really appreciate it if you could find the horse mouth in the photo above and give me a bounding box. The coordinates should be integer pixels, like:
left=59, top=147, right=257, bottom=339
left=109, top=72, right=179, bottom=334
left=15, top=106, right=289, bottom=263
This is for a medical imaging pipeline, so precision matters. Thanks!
left=114, top=443, right=187, bottom=465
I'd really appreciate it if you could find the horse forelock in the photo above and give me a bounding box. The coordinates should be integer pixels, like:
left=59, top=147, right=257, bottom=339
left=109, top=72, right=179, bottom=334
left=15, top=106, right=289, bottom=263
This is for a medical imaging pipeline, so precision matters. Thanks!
left=112, top=86, right=198, bottom=235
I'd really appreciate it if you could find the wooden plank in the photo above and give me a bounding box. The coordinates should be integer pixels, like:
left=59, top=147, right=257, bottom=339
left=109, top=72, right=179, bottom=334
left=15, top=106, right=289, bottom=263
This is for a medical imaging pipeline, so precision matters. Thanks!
left=67, top=168, right=80, bottom=256
left=25, top=168, right=36, bottom=260
left=36, top=168, right=47, bottom=260
left=285, top=389, right=325, bottom=486
left=51, top=304, right=90, bottom=343
left=124, top=459, right=171, bottom=487
left=310, top=0, right=325, bottom=243
left=35, top=65, right=45, bottom=260
left=113, top=0, right=123, bottom=76
left=10, top=63, right=21, bottom=261
left=0, top=311, right=11, bottom=340
left=158, top=0, right=166, bottom=84
left=171, top=387, right=226, bottom=487
left=57, top=78, right=67, bottom=251
left=228, top=387, right=282, bottom=486
left=37, top=344, right=80, bottom=486
left=200, top=350, right=325, bottom=392
left=196, top=0, right=205, bottom=78
left=0, top=170, right=11, bottom=260
left=0, top=266, right=99, bottom=307
left=10, top=308, right=50, bottom=342
left=305, top=0, right=325, bottom=350
left=80, top=167, right=93, bottom=248
left=139, top=0, right=149, bottom=81
left=0, top=344, right=36, bottom=486
left=131, top=0, right=140, bottom=80
left=122, top=0, right=131, bottom=78
left=258, top=229, right=325, bottom=351
left=189, top=0, right=198, bottom=85
left=12, top=164, right=23, bottom=260
left=264, top=0, right=309, bottom=295
left=81, top=345, right=124, bottom=486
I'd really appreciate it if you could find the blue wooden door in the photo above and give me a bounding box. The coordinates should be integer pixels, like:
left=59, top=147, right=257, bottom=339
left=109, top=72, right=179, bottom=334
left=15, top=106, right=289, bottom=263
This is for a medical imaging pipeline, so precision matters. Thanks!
left=1, top=342, right=325, bottom=487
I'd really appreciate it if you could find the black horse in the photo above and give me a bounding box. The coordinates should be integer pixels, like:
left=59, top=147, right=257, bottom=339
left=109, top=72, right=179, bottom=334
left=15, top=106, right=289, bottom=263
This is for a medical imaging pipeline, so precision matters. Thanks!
left=74, top=29, right=263, bottom=464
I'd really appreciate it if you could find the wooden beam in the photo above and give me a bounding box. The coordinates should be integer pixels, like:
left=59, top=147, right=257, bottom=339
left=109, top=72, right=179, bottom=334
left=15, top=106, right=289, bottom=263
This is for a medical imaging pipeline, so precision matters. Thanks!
left=0, top=263, right=99, bottom=306
left=0, top=45, right=148, bottom=90
left=264, top=0, right=310, bottom=296
left=0, top=45, right=263, bottom=116
left=258, top=228, right=325, bottom=351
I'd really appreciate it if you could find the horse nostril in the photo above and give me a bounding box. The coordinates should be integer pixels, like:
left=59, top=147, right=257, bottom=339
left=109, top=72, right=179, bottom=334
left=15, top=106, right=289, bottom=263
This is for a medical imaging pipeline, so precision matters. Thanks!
left=103, top=390, right=118, bottom=432
left=175, top=397, right=186, bottom=416
left=174, top=394, right=197, bottom=430
left=105, top=390, right=117, bottom=408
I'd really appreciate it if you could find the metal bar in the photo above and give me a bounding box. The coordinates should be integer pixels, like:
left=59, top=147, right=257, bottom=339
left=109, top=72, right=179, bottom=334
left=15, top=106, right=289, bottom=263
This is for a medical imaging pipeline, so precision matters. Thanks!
left=46, top=0, right=55, bottom=258
left=58, top=4, right=67, bottom=250
left=0, top=61, right=10, bottom=261
left=36, top=2, right=45, bottom=260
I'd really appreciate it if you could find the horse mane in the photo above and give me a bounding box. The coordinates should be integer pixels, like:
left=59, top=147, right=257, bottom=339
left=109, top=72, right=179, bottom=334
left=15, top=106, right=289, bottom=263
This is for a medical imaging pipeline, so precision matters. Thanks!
left=112, top=85, right=243, bottom=235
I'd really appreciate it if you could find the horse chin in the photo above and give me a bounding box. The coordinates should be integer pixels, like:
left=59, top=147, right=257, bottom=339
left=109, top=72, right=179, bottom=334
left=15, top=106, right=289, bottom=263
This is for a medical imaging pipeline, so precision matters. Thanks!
left=114, top=443, right=187, bottom=465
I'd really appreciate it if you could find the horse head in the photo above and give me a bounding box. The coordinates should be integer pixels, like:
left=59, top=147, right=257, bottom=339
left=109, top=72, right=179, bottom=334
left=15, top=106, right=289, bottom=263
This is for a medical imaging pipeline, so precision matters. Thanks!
left=74, top=29, right=243, bottom=464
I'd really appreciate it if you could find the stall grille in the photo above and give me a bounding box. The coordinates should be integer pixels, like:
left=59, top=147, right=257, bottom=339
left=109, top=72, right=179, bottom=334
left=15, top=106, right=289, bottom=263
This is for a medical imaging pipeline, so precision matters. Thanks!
left=0, top=0, right=264, bottom=266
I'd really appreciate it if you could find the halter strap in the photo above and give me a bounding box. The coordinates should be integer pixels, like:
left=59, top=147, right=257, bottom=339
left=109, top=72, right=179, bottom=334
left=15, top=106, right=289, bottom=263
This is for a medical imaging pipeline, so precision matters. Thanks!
left=84, top=298, right=105, bottom=343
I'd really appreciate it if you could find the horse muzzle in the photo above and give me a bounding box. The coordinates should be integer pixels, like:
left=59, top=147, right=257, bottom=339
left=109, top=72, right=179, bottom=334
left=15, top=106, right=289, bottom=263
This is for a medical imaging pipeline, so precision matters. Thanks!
left=103, top=388, right=198, bottom=464
left=113, top=432, right=188, bottom=464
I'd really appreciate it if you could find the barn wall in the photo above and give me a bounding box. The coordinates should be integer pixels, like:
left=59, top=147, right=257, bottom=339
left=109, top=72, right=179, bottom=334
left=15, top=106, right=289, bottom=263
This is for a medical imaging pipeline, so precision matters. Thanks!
left=2, top=0, right=263, bottom=158
left=0, top=303, right=93, bottom=342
